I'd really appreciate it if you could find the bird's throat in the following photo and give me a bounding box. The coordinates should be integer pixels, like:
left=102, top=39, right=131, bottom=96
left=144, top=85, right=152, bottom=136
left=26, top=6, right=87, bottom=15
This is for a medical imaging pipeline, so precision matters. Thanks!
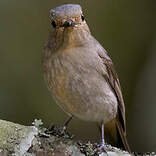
left=53, top=26, right=91, bottom=51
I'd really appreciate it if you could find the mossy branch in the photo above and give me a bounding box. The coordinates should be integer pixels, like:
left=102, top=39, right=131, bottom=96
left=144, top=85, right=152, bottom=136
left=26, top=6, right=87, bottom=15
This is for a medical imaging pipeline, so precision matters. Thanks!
left=0, top=119, right=142, bottom=156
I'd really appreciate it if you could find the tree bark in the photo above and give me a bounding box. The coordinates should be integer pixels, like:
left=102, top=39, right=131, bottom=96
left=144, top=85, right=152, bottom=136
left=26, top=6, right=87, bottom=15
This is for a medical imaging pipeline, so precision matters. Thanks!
left=0, top=119, right=134, bottom=156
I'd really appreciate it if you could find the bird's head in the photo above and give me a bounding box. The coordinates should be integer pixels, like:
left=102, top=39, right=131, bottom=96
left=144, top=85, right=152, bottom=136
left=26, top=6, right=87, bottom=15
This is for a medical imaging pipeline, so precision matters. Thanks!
left=49, top=4, right=91, bottom=49
left=50, top=4, right=89, bottom=32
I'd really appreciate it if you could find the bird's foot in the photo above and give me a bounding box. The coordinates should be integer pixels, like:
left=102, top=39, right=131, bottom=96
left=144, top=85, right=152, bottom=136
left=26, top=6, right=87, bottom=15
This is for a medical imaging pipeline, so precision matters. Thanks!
left=47, top=123, right=74, bottom=139
left=98, top=143, right=108, bottom=155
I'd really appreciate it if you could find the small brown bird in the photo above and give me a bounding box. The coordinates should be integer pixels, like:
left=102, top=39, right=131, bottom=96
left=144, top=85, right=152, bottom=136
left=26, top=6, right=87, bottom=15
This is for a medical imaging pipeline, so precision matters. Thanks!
left=43, top=4, right=131, bottom=152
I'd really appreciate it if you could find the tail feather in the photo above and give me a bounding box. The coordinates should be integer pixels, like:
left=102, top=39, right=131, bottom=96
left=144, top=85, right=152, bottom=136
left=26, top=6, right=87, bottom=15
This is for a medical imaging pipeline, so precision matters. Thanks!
left=116, top=119, right=131, bottom=153
left=104, top=118, right=131, bottom=153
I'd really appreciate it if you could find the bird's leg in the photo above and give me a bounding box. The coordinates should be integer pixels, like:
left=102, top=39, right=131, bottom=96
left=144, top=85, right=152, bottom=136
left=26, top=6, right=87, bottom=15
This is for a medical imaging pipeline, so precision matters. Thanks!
left=63, top=116, right=73, bottom=130
left=101, top=123, right=105, bottom=146
left=99, top=122, right=107, bottom=153
left=49, top=116, right=73, bottom=132
left=48, top=116, right=73, bottom=137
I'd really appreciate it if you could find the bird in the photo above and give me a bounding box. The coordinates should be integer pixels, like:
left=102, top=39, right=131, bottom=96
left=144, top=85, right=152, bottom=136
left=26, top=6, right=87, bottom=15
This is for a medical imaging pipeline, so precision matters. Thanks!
left=42, top=4, right=131, bottom=153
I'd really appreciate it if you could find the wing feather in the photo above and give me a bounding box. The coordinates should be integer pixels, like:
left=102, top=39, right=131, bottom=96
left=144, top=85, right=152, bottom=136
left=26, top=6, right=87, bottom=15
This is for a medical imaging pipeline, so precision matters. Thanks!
left=97, top=49, right=126, bottom=133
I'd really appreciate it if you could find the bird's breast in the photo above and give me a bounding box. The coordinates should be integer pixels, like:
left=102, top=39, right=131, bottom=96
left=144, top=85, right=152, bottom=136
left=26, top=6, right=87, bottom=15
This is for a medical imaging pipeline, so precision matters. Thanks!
left=44, top=48, right=118, bottom=123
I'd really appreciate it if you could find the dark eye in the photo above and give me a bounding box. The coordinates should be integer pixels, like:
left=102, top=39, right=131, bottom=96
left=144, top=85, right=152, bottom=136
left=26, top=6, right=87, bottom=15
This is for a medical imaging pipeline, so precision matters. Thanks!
left=81, top=15, right=85, bottom=21
left=51, top=20, right=56, bottom=28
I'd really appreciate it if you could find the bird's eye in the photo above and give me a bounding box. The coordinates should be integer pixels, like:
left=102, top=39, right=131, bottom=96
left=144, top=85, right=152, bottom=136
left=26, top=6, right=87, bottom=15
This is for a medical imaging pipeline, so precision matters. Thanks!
left=51, top=20, right=56, bottom=28
left=81, top=15, right=85, bottom=21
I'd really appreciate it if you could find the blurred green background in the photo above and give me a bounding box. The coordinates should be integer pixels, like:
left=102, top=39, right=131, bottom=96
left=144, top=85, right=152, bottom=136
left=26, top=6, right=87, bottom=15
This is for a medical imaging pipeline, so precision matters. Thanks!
left=0, top=0, right=156, bottom=152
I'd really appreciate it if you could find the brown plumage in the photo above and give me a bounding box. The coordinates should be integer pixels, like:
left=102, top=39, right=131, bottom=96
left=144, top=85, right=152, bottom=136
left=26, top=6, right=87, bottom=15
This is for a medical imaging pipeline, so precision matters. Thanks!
left=98, top=50, right=131, bottom=152
left=43, top=4, right=131, bottom=153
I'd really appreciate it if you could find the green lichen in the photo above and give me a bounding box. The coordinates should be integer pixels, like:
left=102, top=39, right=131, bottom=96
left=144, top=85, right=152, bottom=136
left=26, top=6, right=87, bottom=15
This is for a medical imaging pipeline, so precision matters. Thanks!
left=0, top=120, right=38, bottom=155
left=32, top=119, right=43, bottom=128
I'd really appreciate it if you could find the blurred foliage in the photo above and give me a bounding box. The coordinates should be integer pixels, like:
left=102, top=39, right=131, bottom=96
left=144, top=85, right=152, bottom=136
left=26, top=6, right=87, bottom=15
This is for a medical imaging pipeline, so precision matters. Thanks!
left=0, top=0, right=156, bottom=152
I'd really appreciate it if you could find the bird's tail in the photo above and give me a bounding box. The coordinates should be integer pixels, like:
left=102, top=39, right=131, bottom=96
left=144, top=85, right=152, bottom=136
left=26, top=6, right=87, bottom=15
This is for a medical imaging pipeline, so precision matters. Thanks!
left=104, top=118, right=131, bottom=153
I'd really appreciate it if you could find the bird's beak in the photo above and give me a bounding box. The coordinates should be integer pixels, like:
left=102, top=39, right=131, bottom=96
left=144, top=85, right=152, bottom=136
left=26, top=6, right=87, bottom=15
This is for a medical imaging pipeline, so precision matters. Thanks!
left=62, top=20, right=76, bottom=28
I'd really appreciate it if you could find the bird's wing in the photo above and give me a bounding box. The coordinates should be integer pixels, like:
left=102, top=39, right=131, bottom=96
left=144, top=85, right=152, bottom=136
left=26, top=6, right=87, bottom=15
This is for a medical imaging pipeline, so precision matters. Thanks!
left=97, top=48, right=126, bottom=133
left=96, top=43, right=131, bottom=152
